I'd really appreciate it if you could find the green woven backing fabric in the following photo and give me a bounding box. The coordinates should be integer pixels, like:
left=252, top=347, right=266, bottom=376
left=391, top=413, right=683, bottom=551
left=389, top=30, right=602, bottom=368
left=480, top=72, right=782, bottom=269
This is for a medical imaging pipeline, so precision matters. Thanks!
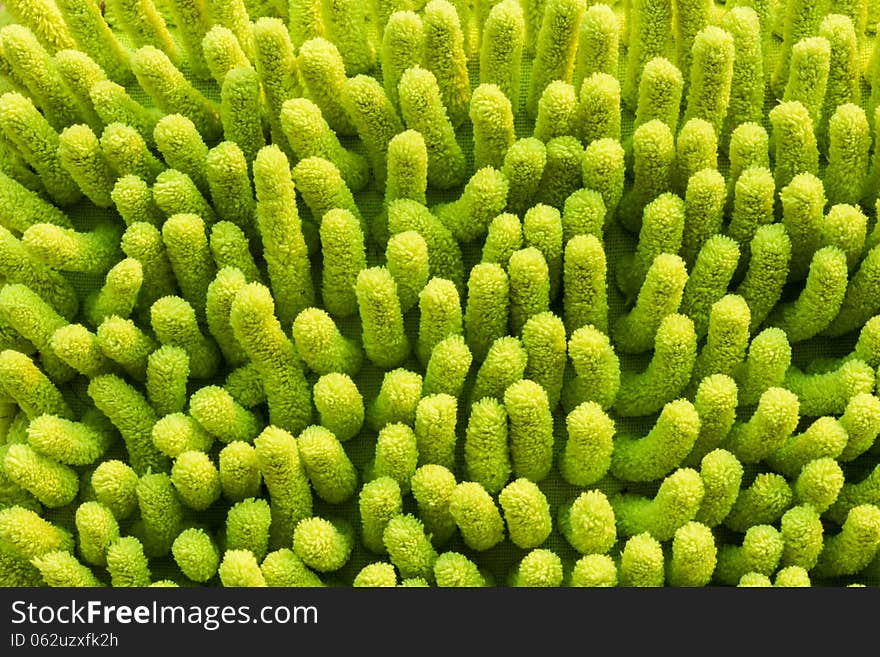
left=1, top=0, right=880, bottom=587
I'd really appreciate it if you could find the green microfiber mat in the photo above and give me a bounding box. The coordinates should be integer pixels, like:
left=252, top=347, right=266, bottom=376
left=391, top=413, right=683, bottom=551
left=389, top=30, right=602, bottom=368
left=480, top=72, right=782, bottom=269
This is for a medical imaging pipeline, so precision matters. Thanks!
left=1, top=0, right=879, bottom=586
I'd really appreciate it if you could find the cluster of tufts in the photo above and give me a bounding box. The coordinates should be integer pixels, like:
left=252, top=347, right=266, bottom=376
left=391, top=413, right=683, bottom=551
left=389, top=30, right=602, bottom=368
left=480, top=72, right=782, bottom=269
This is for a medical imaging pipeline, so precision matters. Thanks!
left=2, top=0, right=880, bottom=588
